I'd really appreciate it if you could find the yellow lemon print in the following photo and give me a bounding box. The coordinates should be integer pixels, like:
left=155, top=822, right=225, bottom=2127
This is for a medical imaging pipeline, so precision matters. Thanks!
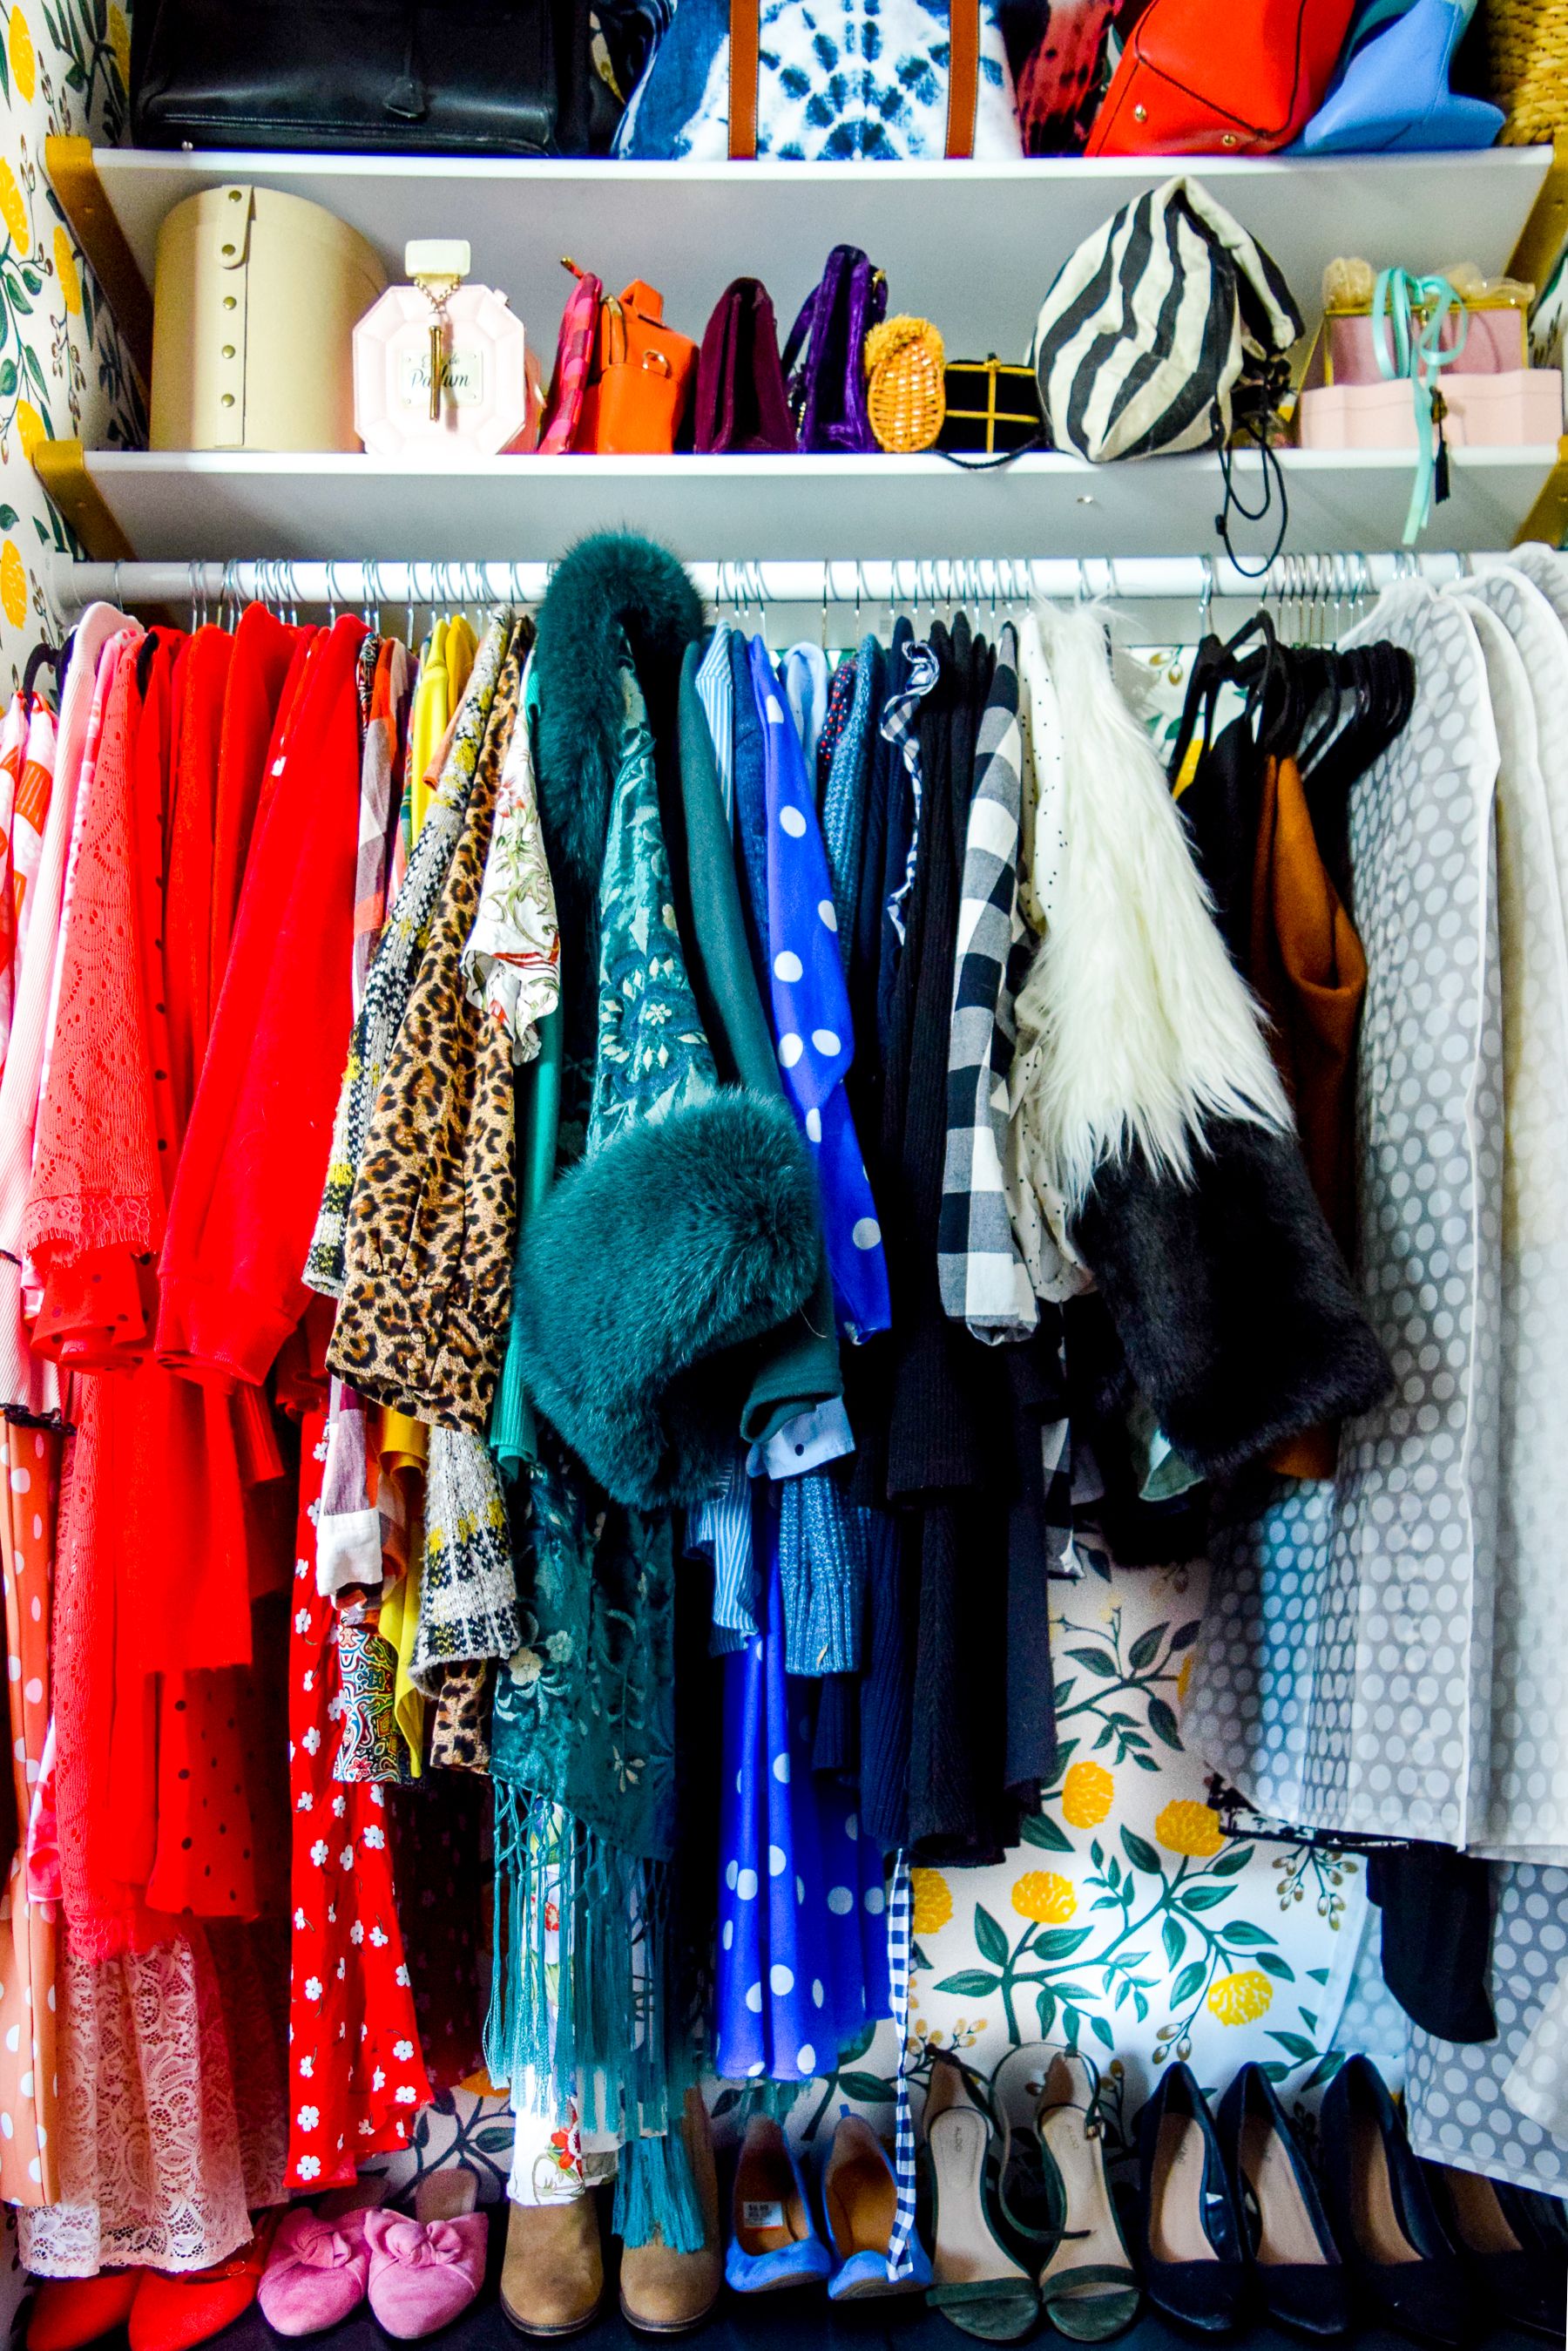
left=1, top=541, right=29, bottom=630
left=1177, top=1652, right=1193, bottom=1706
left=53, top=226, right=81, bottom=316
left=1154, top=1799, right=1226, bottom=1859
left=1206, top=1969, right=1274, bottom=2026
left=1011, top=1870, right=1077, bottom=1925
left=13, top=401, right=44, bottom=464
left=1061, top=1759, right=1114, bottom=1829
left=107, top=3, right=131, bottom=91
left=0, top=162, right=27, bottom=255
left=8, top=8, right=34, bottom=103
left=910, top=1868, right=952, bottom=1938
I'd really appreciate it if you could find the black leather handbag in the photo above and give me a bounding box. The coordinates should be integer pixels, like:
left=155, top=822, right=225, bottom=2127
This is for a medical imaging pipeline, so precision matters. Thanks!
left=131, top=0, right=598, bottom=154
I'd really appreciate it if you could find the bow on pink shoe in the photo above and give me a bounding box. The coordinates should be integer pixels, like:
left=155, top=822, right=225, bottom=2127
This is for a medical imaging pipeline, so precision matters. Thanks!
left=364, top=2210, right=488, bottom=2339
left=259, top=2207, right=375, bottom=2338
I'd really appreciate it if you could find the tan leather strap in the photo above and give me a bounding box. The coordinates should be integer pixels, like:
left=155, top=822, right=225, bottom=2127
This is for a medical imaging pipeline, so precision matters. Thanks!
left=729, top=0, right=760, bottom=159
left=944, top=0, right=980, bottom=157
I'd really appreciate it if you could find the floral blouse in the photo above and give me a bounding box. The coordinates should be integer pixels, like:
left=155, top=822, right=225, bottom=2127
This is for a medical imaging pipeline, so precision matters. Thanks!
left=462, top=654, right=561, bottom=1066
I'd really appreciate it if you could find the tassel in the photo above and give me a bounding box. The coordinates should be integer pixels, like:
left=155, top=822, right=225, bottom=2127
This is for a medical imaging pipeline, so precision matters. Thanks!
left=486, top=1783, right=686, bottom=2152
left=1431, top=389, right=1450, bottom=505
left=613, top=2126, right=706, bottom=2254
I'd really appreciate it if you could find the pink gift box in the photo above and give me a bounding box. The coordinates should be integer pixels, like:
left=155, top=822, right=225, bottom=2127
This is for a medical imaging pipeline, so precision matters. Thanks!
left=1297, top=370, right=1563, bottom=450
left=1325, top=305, right=1527, bottom=385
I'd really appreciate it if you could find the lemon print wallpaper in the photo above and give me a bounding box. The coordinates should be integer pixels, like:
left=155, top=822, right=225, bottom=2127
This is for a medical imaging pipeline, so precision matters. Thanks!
left=740, top=1546, right=1375, bottom=2169
left=0, top=0, right=139, bottom=685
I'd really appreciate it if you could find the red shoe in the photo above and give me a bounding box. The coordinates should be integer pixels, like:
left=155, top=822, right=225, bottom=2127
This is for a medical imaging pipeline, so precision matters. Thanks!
left=27, top=2274, right=140, bottom=2351
left=128, top=2213, right=283, bottom=2351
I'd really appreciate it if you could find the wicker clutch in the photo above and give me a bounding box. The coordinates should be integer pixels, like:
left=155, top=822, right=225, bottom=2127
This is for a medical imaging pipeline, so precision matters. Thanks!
left=1486, top=0, right=1568, bottom=142
left=864, top=315, right=947, bottom=452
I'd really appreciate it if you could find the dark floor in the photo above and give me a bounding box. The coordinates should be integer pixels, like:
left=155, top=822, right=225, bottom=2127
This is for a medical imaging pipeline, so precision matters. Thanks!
left=191, top=2218, right=1557, bottom=2351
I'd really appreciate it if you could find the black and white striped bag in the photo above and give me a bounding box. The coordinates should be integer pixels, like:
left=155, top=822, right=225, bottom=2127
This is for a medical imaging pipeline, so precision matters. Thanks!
left=1031, top=175, right=1303, bottom=463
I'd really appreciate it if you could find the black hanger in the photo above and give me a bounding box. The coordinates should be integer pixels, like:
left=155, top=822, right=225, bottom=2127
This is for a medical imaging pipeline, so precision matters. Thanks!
left=1165, top=611, right=1283, bottom=789
left=1301, top=640, right=1416, bottom=900
left=20, top=632, right=70, bottom=710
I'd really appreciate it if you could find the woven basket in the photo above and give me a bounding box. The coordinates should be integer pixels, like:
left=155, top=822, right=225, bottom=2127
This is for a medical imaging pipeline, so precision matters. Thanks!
left=865, top=316, right=947, bottom=453
left=1486, top=0, right=1568, bottom=143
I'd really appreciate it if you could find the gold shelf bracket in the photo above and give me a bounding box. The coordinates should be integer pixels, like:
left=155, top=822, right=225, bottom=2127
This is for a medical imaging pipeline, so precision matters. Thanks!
left=44, top=135, right=153, bottom=389
left=30, top=439, right=136, bottom=565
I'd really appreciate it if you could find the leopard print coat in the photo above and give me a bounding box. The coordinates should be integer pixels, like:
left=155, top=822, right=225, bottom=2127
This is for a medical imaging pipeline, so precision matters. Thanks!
left=327, top=628, right=526, bottom=1433
left=306, top=612, right=516, bottom=1300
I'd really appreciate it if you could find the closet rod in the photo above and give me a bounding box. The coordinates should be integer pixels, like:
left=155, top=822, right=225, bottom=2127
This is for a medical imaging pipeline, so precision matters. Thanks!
left=51, top=551, right=1490, bottom=617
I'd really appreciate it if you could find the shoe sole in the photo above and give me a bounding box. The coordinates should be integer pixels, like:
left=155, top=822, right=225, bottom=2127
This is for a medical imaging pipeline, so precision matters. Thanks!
left=617, top=2293, right=720, bottom=2335
left=829, top=2279, right=931, bottom=2302
left=500, top=2294, right=605, bottom=2340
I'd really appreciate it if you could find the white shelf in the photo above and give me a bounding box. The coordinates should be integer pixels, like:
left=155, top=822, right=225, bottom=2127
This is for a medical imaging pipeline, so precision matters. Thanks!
left=94, top=146, right=1555, bottom=372
left=75, top=445, right=1558, bottom=563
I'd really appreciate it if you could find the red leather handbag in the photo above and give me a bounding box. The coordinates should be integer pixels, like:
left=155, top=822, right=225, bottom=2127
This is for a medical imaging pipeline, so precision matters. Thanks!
left=1085, top=0, right=1355, bottom=154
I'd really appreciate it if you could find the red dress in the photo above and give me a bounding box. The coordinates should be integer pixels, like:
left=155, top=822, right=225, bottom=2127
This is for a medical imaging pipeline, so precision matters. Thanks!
left=42, top=626, right=294, bottom=1948
left=286, top=1403, right=432, bottom=2187
left=158, top=617, right=368, bottom=1388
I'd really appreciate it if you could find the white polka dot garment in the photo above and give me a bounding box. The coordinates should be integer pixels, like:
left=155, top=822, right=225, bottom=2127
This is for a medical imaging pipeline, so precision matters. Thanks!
left=745, top=634, right=891, bottom=1344
left=714, top=1498, right=889, bottom=2084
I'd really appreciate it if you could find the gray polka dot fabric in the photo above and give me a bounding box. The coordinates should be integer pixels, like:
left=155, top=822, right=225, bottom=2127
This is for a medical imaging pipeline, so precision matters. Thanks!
left=1405, top=1865, right=1568, bottom=2193
left=1188, top=582, right=1505, bottom=1844
left=1184, top=1476, right=1336, bottom=1826
left=1504, top=1930, right=1568, bottom=2144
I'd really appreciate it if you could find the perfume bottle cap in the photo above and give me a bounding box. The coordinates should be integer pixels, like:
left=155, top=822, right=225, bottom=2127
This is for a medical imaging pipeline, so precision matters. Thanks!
left=405, top=239, right=470, bottom=281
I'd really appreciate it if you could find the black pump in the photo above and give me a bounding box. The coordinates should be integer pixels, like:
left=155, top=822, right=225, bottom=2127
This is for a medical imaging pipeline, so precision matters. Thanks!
left=1137, top=2061, right=1247, bottom=2334
left=1215, top=2062, right=1348, bottom=2338
left=1422, top=2157, right=1568, bottom=2341
left=1319, top=2055, right=1472, bottom=2348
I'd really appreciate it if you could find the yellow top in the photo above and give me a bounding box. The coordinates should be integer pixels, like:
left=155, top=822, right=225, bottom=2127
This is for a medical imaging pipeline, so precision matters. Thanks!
left=407, top=619, right=448, bottom=847
left=445, top=612, right=477, bottom=715
left=377, top=1411, right=431, bottom=1775
left=409, top=614, right=479, bottom=842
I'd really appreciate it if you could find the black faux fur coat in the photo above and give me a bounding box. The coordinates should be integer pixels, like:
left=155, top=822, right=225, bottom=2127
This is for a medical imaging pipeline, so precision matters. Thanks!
left=1071, top=1118, right=1392, bottom=1480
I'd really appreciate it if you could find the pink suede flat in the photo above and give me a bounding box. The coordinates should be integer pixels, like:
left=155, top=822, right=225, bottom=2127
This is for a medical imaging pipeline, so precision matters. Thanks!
left=258, top=2207, right=375, bottom=2337
left=364, top=2212, right=488, bottom=2340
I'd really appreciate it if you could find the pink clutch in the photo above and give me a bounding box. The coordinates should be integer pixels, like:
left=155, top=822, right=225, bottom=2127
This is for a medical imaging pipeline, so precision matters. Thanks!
left=1297, top=370, right=1564, bottom=450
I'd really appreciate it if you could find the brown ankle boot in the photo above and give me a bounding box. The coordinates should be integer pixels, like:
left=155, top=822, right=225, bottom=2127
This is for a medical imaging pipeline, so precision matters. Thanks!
left=618, top=2090, right=723, bottom=2334
left=500, top=2192, right=605, bottom=2337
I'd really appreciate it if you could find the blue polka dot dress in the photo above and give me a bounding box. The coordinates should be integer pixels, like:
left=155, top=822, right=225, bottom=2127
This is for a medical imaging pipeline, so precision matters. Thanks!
left=715, top=1482, right=891, bottom=2083
left=743, top=635, right=891, bottom=1344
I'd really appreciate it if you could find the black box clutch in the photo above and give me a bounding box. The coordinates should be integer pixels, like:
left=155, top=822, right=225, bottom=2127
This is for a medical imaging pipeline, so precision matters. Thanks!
left=936, top=356, right=1044, bottom=456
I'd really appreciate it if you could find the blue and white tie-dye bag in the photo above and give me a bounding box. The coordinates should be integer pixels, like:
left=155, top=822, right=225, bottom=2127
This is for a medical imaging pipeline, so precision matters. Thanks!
left=614, top=0, right=1023, bottom=158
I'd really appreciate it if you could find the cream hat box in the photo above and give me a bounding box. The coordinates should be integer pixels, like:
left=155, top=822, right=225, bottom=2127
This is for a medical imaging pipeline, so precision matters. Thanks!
left=150, top=184, right=387, bottom=452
